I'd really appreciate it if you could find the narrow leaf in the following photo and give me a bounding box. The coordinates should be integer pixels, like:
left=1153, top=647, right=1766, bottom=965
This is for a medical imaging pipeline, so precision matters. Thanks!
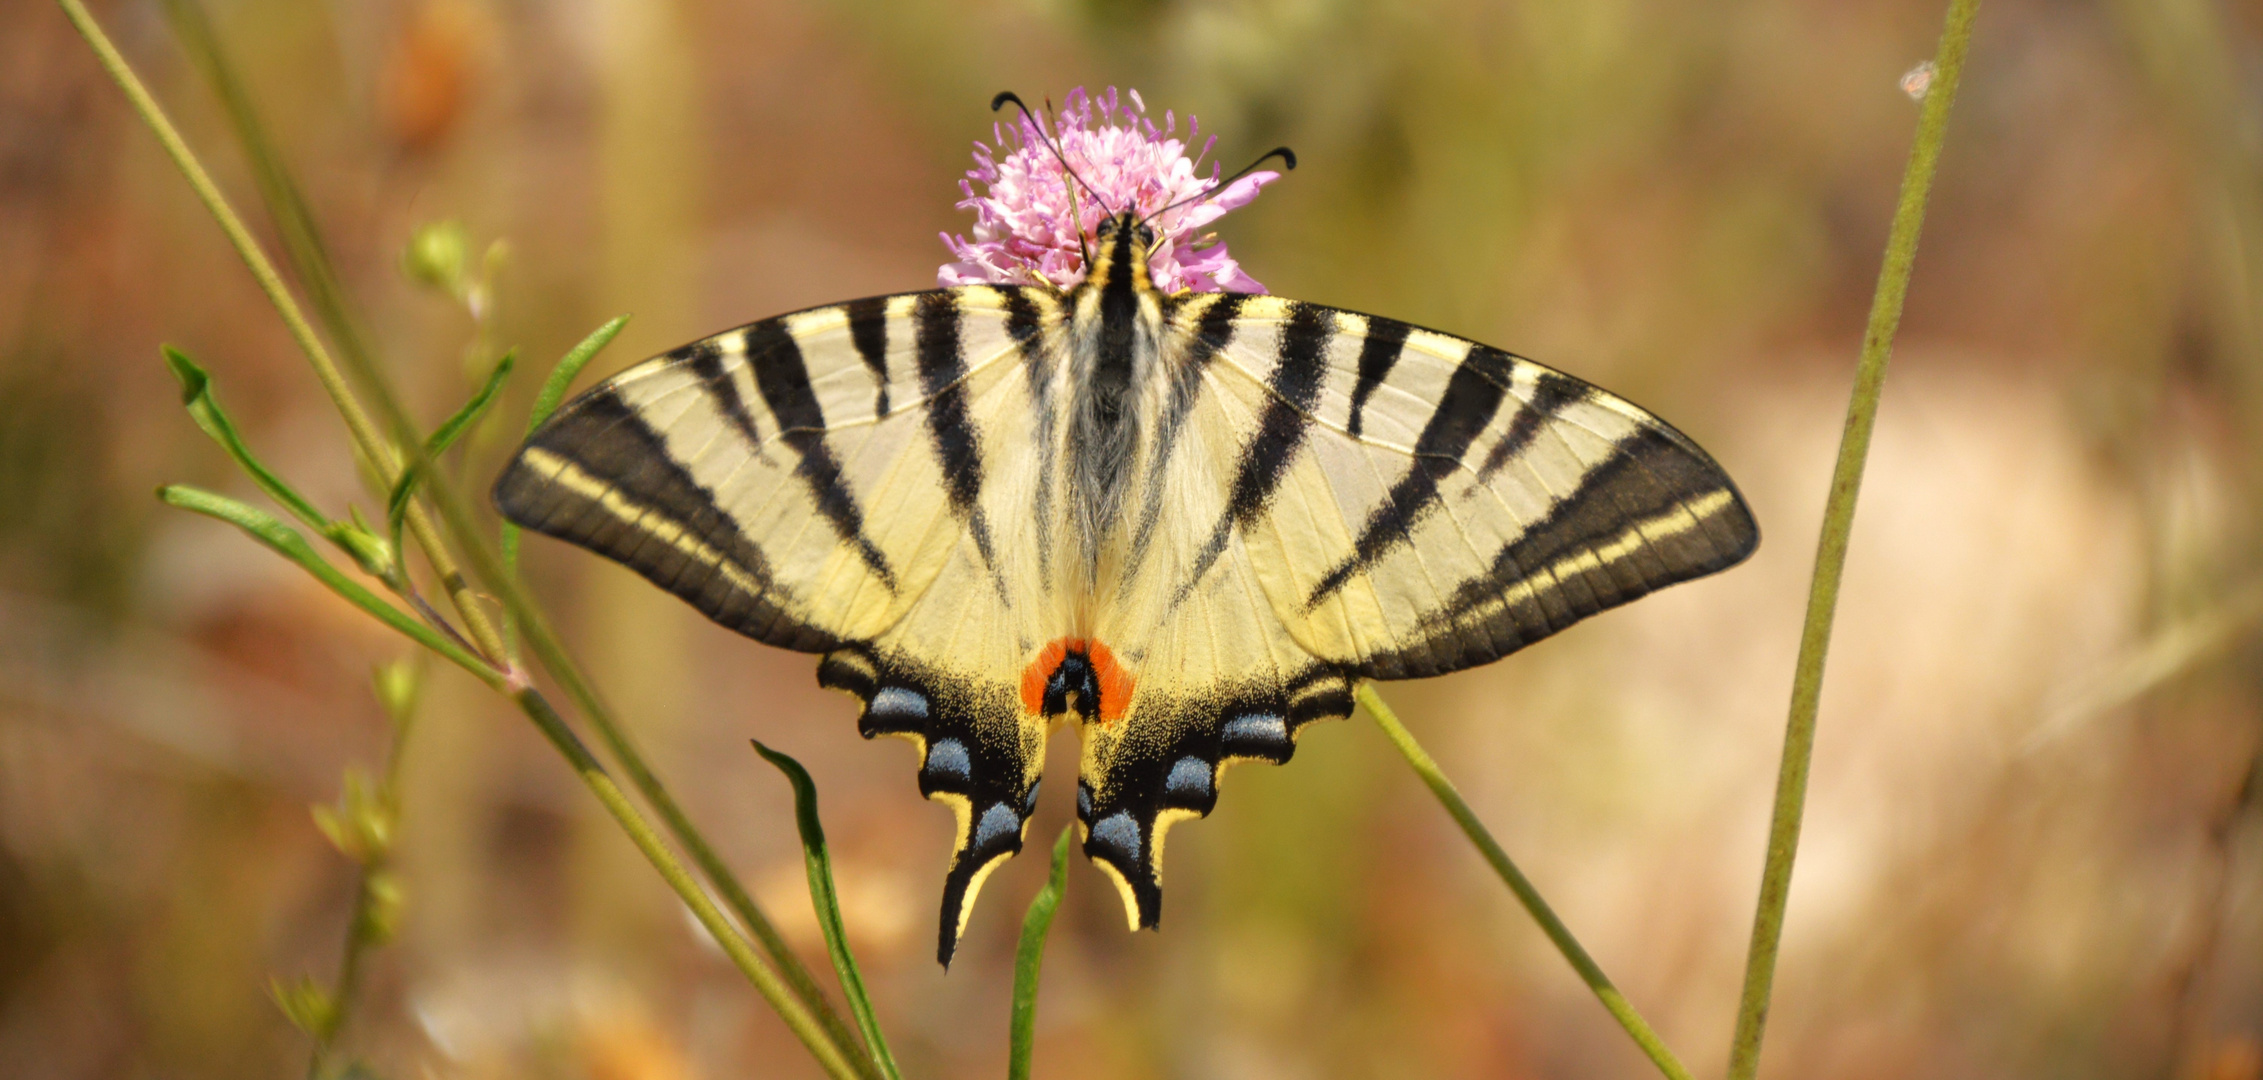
left=1009, top=825, right=1073, bottom=1080
left=753, top=741, right=902, bottom=1080
left=528, top=316, right=629, bottom=435
left=386, top=349, right=517, bottom=554
left=157, top=485, right=500, bottom=688
left=164, top=345, right=328, bottom=532
left=431, top=348, right=518, bottom=458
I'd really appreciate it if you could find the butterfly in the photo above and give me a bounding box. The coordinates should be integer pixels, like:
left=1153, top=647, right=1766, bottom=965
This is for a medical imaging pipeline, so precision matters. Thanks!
left=493, top=105, right=1758, bottom=967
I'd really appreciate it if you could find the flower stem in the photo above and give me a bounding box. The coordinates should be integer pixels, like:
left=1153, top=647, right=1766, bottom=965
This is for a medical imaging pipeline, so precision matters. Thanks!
left=1723, top=0, right=1979, bottom=1074
left=307, top=660, right=422, bottom=1079
left=512, top=688, right=868, bottom=1080
left=60, top=2, right=871, bottom=1071
left=1357, top=684, right=1693, bottom=1080
left=1009, top=826, right=1073, bottom=1080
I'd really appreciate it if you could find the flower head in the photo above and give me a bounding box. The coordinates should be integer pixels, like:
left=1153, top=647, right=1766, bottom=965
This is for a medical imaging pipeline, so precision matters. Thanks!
left=940, top=87, right=1279, bottom=294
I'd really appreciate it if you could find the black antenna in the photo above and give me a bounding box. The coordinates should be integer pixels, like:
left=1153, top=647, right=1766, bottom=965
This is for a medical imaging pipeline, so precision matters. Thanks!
left=1139, top=146, right=1297, bottom=230
left=991, top=91, right=1111, bottom=269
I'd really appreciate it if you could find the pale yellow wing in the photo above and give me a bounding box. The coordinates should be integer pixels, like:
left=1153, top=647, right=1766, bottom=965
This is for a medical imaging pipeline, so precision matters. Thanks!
left=1067, top=293, right=1756, bottom=930
left=494, top=285, right=1070, bottom=965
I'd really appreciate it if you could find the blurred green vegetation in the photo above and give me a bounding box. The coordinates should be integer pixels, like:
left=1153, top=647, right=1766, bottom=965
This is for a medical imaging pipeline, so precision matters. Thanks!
left=2, top=0, right=2259, bottom=1077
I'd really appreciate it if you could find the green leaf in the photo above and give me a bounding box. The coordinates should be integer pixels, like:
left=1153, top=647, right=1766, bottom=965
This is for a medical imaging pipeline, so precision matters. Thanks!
left=328, top=508, right=395, bottom=580
left=163, top=345, right=329, bottom=533
left=527, top=316, right=629, bottom=435
left=752, top=741, right=902, bottom=1080
left=1009, top=825, right=1073, bottom=1080
left=156, top=484, right=501, bottom=688
left=165, top=346, right=402, bottom=579
left=385, top=348, right=515, bottom=560
left=357, top=870, right=403, bottom=947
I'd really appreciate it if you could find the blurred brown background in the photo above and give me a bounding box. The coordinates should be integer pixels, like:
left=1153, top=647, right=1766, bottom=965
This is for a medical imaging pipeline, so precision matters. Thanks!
left=3, top=0, right=2260, bottom=1076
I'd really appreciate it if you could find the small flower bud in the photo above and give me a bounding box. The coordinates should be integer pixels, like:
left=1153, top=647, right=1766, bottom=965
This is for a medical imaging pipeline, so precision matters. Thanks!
left=372, top=659, right=421, bottom=726
left=312, top=769, right=393, bottom=864
left=270, top=974, right=337, bottom=1038
left=327, top=519, right=396, bottom=581
left=404, top=220, right=471, bottom=293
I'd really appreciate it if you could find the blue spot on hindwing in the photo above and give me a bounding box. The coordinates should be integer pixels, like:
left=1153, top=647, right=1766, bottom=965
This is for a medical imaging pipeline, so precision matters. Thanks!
left=869, top=686, right=930, bottom=724
left=972, top=802, right=1020, bottom=853
left=923, top=737, right=970, bottom=785
left=1090, top=811, right=1141, bottom=865
left=1221, top=712, right=1289, bottom=756
left=1164, top=756, right=1213, bottom=802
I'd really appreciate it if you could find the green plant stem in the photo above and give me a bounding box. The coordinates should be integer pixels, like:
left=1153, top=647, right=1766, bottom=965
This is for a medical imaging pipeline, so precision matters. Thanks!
left=450, top=477, right=878, bottom=1075
left=309, top=662, right=422, bottom=1079
left=63, top=3, right=870, bottom=1070
left=1724, top=2, right=1979, bottom=1075
left=1357, top=684, right=1691, bottom=1080
left=512, top=689, right=865, bottom=1080
left=124, top=10, right=862, bottom=1054
left=157, top=486, right=502, bottom=688
left=1009, top=826, right=1073, bottom=1080
left=91, top=0, right=506, bottom=667
left=755, top=742, right=903, bottom=1080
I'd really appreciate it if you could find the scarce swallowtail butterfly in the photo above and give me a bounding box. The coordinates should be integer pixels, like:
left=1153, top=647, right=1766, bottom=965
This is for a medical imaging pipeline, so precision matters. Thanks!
left=493, top=91, right=1759, bottom=966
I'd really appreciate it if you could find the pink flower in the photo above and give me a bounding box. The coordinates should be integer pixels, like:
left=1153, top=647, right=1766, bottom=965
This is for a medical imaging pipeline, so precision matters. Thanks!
left=939, top=87, right=1280, bottom=294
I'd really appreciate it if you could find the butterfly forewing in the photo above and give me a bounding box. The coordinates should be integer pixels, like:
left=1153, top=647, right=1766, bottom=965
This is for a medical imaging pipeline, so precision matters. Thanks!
left=1180, top=298, right=1758, bottom=680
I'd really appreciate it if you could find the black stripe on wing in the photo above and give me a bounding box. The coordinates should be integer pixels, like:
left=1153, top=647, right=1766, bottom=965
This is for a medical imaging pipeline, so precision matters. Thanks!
left=1125, top=292, right=1246, bottom=584
left=1345, top=317, right=1411, bottom=440
left=844, top=296, right=893, bottom=418
left=915, top=292, right=1002, bottom=573
left=1180, top=301, right=1334, bottom=598
left=1304, top=341, right=1517, bottom=610
left=492, top=388, right=839, bottom=652
left=1361, top=422, right=1759, bottom=680
left=1004, top=288, right=1059, bottom=594
left=1477, top=369, right=1584, bottom=482
left=744, top=320, right=900, bottom=592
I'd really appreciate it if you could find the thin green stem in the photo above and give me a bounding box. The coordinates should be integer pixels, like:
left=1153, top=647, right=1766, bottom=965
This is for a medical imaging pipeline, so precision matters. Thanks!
left=513, top=689, right=866, bottom=1080
left=308, top=660, right=423, bottom=1079
left=156, top=486, right=502, bottom=689
left=70, top=0, right=505, bottom=664
left=64, top=4, right=870, bottom=1070
left=1724, top=1, right=1979, bottom=1075
left=755, top=742, right=903, bottom=1080
left=465, top=482, right=877, bottom=1075
left=1009, top=826, right=1073, bottom=1080
left=1357, top=685, right=1692, bottom=1080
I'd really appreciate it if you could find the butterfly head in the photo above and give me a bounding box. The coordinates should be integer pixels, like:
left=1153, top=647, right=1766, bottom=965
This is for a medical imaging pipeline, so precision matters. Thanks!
left=1082, top=210, right=1160, bottom=297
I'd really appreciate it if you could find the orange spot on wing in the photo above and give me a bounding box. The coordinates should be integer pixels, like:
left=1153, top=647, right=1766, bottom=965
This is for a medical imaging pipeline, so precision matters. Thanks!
left=1086, top=640, right=1135, bottom=723
left=1019, top=637, right=1137, bottom=723
left=1020, top=638, right=1070, bottom=716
